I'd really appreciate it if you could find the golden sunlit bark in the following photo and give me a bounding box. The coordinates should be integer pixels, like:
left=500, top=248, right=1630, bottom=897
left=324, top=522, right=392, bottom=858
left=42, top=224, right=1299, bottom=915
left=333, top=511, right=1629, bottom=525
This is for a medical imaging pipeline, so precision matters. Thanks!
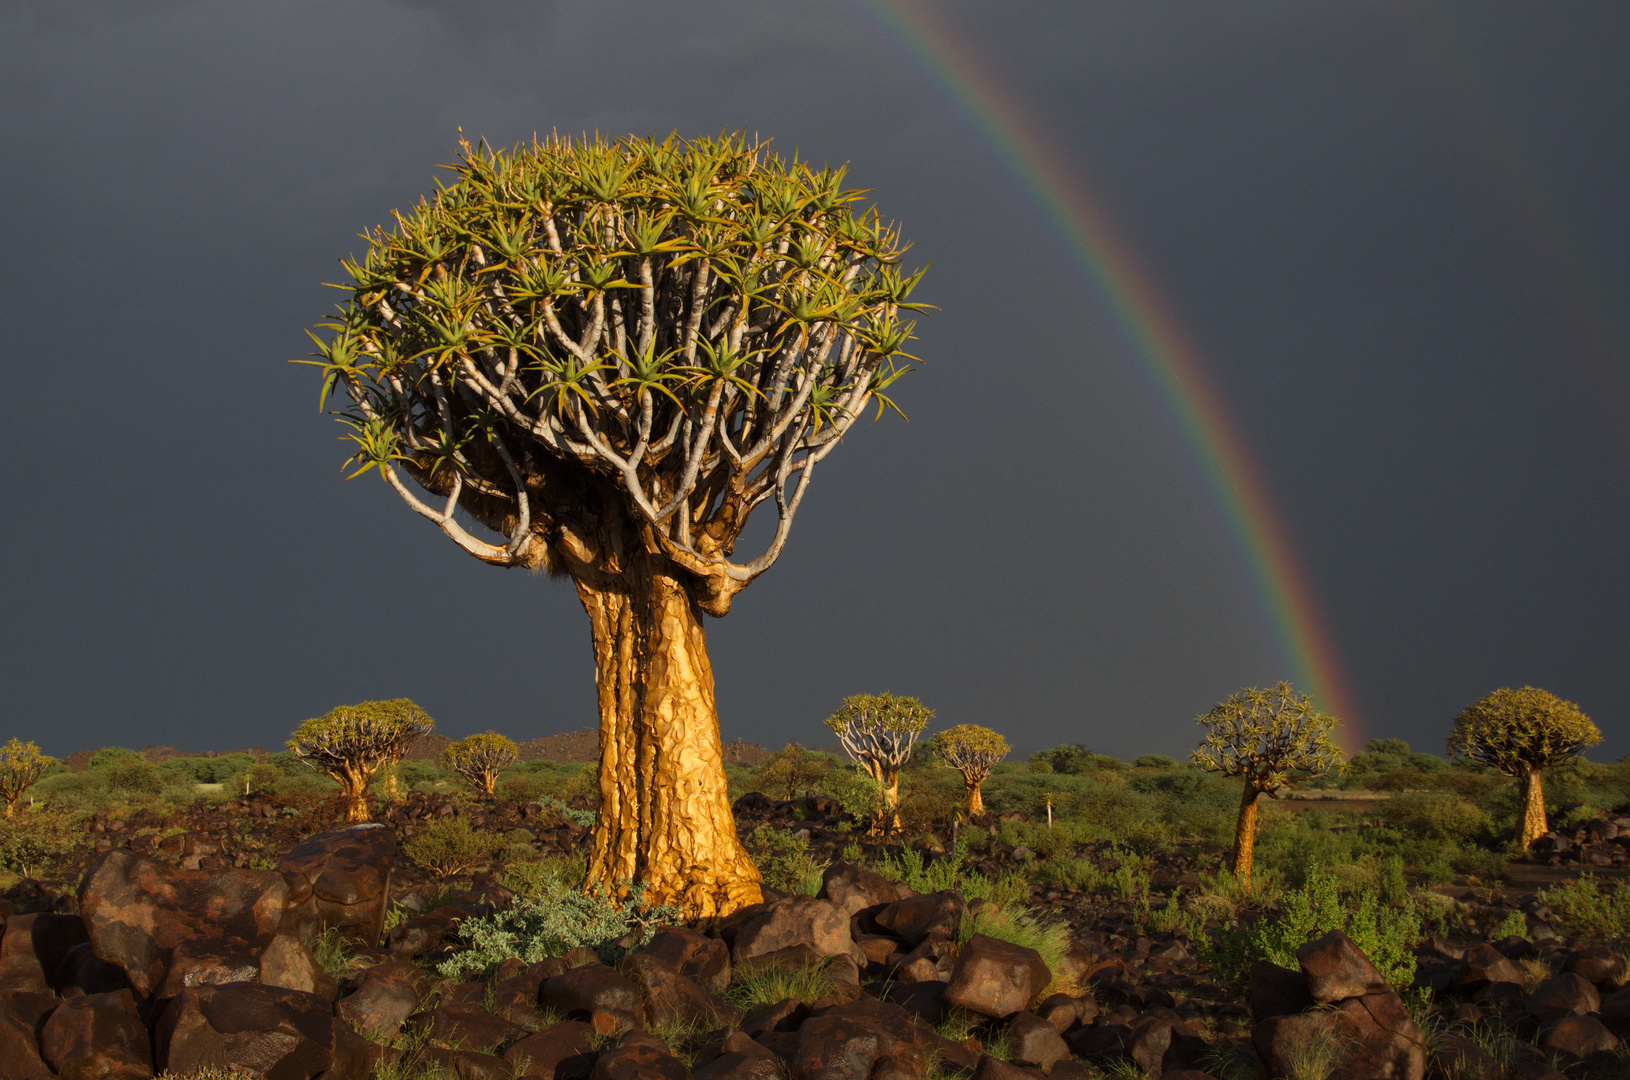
left=578, top=561, right=762, bottom=919
left=1516, top=765, right=1548, bottom=850
left=341, top=765, right=371, bottom=823
left=1232, top=784, right=1260, bottom=885
left=966, top=780, right=985, bottom=816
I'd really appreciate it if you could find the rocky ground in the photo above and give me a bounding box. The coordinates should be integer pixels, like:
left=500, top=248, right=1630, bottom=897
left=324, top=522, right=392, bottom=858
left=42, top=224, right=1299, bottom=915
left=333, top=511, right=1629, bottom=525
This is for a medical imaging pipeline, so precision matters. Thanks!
left=0, top=790, right=1625, bottom=1080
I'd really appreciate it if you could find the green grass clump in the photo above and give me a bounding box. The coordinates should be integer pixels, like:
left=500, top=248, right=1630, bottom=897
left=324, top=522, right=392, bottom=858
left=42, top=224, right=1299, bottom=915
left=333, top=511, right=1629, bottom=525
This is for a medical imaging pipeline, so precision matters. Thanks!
left=956, top=906, right=1076, bottom=997
left=1538, top=875, right=1630, bottom=941
left=723, top=955, right=836, bottom=1010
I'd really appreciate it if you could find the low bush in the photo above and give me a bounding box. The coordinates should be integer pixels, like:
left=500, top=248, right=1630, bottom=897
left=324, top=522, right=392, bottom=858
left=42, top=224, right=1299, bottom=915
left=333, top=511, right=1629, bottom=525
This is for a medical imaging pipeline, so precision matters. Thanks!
left=745, top=825, right=826, bottom=895
left=402, top=817, right=504, bottom=876
left=724, top=954, right=836, bottom=1010
left=0, top=810, right=77, bottom=878
left=437, top=876, right=678, bottom=979
left=103, top=757, right=162, bottom=797
left=1538, top=876, right=1630, bottom=941
left=876, top=836, right=967, bottom=894
left=1378, top=793, right=1492, bottom=842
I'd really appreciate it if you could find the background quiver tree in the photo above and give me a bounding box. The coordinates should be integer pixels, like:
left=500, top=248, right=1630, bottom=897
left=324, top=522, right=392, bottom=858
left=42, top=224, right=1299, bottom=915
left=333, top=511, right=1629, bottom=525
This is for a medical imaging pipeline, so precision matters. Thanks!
left=288, top=699, right=435, bottom=822
left=1447, top=686, right=1600, bottom=851
left=824, top=693, right=933, bottom=821
left=0, top=739, right=52, bottom=817
left=931, top=724, right=1009, bottom=815
left=1191, top=682, right=1342, bottom=886
left=754, top=743, right=828, bottom=801
left=303, top=132, right=928, bottom=919
left=444, top=732, right=521, bottom=796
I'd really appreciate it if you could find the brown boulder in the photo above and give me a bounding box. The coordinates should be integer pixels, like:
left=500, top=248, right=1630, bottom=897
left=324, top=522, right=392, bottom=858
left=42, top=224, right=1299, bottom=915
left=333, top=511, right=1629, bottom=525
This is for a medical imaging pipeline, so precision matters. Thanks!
left=873, top=892, right=967, bottom=947
left=79, top=849, right=289, bottom=1000
left=1298, top=930, right=1388, bottom=1003
left=1453, top=943, right=1524, bottom=992
left=155, top=982, right=333, bottom=1080
left=1539, top=1015, right=1618, bottom=1058
left=55, top=941, right=131, bottom=997
left=39, top=988, right=153, bottom=1080
left=591, top=1031, right=689, bottom=1080
left=422, top=1044, right=513, bottom=1080
left=790, top=998, right=925, bottom=1080
left=820, top=862, right=909, bottom=919
left=276, top=824, right=396, bottom=947
left=0, top=913, right=90, bottom=995
left=258, top=934, right=337, bottom=1000
left=1602, top=985, right=1630, bottom=1037
left=1256, top=990, right=1425, bottom=1080
left=617, top=952, right=741, bottom=1027
left=504, top=1020, right=597, bottom=1080
left=943, top=934, right=1051, bottom=1019
left=730, top=896, right=857, bottom=962
left=539, top=963, right=643, bottom=1031
left=1526, top=973, right=1601, bottom=1022
left=969, top=1055, right=1039, bottom=1080
left=642, top=926, right=732, bottom=995
left=326, top=1026, right=380, bottom=1080
left=0, top=997, right=53, bottom=1080
left=418, top=1001, right=528, bottom=1054
left=1248, top=960, right=1313, bottom=1020
left=1008, top=1010, right=1069, bottom=1068
left=1563, top=946, right=1625, bottom=988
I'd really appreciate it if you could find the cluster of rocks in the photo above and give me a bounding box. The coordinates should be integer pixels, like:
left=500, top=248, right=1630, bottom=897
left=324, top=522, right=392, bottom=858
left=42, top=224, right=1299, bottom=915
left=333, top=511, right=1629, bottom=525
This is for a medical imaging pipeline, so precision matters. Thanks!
left=1529, top=816, right=1630, bottom=868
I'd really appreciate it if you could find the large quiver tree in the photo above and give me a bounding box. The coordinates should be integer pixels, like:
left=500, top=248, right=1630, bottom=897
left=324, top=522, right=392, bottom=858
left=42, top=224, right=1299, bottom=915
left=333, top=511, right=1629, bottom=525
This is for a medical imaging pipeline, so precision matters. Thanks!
left=1191, top=682, right=1342, bottom=886
left=824, top=692, right=933, bottom=820
left=304, top=134, right=927, bottom=917
left=288, top=699, right=435, bottom=822
left=1447, top=686, right=1599, bottom=850
left=932, top=725, right=1009, bottom=816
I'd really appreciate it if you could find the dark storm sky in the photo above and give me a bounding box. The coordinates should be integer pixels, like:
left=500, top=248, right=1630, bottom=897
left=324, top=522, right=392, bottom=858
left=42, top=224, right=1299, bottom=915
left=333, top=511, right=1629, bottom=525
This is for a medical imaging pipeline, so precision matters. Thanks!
left=2, top=2, right=1626, bottom=761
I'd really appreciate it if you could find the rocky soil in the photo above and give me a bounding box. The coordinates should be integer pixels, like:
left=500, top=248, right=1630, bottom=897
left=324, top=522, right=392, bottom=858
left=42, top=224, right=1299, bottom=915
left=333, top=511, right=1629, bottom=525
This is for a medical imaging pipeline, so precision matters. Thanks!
left=0, top=790, right=1625, bottom=1079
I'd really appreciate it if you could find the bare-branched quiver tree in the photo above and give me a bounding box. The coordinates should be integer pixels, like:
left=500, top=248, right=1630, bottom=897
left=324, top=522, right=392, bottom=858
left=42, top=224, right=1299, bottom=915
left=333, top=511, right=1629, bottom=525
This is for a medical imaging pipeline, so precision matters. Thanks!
left=932, top=725, right=1009, bottom=815
left=825, top=693, right=933, bottom=818
left=302, top=133, right=927, bottom=917
left=444, top=732, right=521, bottom=796
left=0, top=739, right=51, bottom=817
left=1448, top=686, right=1600, bottom=851
left=1191, top=682, right=1342, bottom=886
left=288, top=699, right=435, bottom=822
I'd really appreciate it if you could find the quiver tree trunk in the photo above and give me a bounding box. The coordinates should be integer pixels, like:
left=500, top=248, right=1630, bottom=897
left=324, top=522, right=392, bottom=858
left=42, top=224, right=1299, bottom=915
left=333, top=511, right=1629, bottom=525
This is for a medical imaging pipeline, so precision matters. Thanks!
left=340, top=766, right=371, bottom=824
left=1232, top=784, right=1261, bottom=885
left=577, top=555, right=761, bottom=919
left=964, top=774, right=986, bottom=816
left=1516, top=765, right=1548, bottom=850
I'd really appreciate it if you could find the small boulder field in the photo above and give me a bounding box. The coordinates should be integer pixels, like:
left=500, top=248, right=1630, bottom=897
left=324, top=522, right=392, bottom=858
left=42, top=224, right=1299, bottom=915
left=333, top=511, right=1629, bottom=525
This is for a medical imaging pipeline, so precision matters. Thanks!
left=0, top=790, right=1627, bottom=1080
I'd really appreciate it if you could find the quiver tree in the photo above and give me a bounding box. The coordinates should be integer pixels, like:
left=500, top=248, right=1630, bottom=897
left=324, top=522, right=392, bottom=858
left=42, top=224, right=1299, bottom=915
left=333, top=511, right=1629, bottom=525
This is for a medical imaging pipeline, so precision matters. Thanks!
left=824, top=693, right=933, bottom=819
left=0, top=739, right=51, bottom=817
left=444, top=732, right=521, bottom=796
left=932, top=725, right=1009, bottom=815
left=1448, top=686, right=1600, bottom=850
left=303, top=133, right=927, bottom=917
left=288, top=699, right=435, bottom=822
left=1191, top=682, right=1342, bottom=885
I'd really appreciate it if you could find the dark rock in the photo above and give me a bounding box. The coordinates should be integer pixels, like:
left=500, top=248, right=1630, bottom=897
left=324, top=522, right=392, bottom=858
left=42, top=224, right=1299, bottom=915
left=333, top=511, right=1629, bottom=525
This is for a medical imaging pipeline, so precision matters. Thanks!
left=873, top=892, right=967, bottom=947
left=1602, top=986, right=1630, bottom=1037
left=55, top=941, right=131, bottom=997
left=326, top=1026, right=381, bottom=1080
left=336, top=958, right=426, bottom=1038
left=503, top=1020, right=597, bottom=1080
left=733, top=943, right=826, bottom=981
left=384, top=904, right=479, bottom=959
left=539, top=963, right=642, bottom=1032
left=1125, top=1010, right=1177, bottom=1076
left=258, top=933, right=337, bottom=999
left=0, top=998, right=53, bottom=1080
left=820, top=862, right=909, bottom=919
left=790, top=998, right=926, bottom=1080
left=277, top=824, right=396, bottom=947
left=79, top=849, right=288, bottom=1000
left=590, top=1031, right=689, bottom=1080
left=1008, top=1010, right=1070, bottom=1068
left=882, top=980, right=947, bottom=1024
left=39, top=988, right=153, bottom=1080
left=970, top=1054, right=1039, bottom=1080
left=423, top=1045, right=513, bottom=1080
left=729, top=896, right=857, bottom=962
left=617, top=951, right=741, bottom=1027
left=0, top=913, right=90, bottom=995
left=1453, top=943, right=1524, bottom=992
left=1299, top=930, right=1388, bottom=1004
left=1526, top=973, right=1600, bottom=1022
left=1249, top=960, right=1314, bottom=1020
left=155, top=982, right=333, bottom=1080
left=1255, top=991, right=1426, bottom=1080
left=418, top=1001, right=528, bottom=1054
left=642, top=926, right=732, bottom=995
left=942, top=934, right=1051, bottom=1019
left=1539, top=1015, right=1618, bottom=1058
left=1563, top=946, right=1625, bottom=988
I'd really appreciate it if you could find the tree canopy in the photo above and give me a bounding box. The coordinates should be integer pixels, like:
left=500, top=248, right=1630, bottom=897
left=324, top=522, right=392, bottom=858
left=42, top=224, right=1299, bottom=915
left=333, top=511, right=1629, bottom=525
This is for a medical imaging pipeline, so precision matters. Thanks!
left=1191, top=682, right=1343, bottom=792
left=288, top=699, right=435, bottom=821
left=0, top=739, right=51, bottom=817
left=444, top=732, right=521, bottom=795
left=1447, top=686, right=1599, bottom=776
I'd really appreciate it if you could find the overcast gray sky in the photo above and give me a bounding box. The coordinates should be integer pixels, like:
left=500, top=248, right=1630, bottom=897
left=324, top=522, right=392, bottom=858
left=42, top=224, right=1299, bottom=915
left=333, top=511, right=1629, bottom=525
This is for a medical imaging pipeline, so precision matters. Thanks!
left=2, top=1, right=1626, bottom=761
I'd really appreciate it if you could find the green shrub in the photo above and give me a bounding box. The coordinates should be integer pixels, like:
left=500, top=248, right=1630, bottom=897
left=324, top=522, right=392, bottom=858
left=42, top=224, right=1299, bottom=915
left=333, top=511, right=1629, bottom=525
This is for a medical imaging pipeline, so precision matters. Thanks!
left=533, top=796, right=594, bottom=829
left=0, top=810, right=76, bottom=877
left=1378, top=793, right=1491, bottom=842
left=1537, top=876, right=1630, bottom=941
left=505, top=853, right=589, bottom=899
left=745, top=826, right=826, bottom=895
left=103, top=757, right=162, bottom=796
left=402, top=817, right=505, bottom=876
left=1197, top=870, right=1419, bottom=992
left=1378, top=855, right=1408, bottom=907
left=438, top=877, right=678, bottom=979
left=960, top=869, right=1030, bottom=908
left=1132, top=755, right=1180, bottom=769
left=87, top=747, right=138, bottom=771
left=876, top=837, right=967, bottom=894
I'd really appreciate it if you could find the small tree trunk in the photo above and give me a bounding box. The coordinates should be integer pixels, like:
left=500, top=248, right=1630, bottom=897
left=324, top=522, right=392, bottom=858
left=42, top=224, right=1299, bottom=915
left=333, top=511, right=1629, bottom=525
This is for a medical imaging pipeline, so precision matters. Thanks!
left=341, top=765, right=371, bottom=823
left=1516, top=764, right=1548, bottom=850
left=577, top=560, right=762, bottom=920
left=966, top=777, right=984, bottom=816
left=481, top=771, right=498, bottom=797
left=1232, top=784, right=1260, bottom=885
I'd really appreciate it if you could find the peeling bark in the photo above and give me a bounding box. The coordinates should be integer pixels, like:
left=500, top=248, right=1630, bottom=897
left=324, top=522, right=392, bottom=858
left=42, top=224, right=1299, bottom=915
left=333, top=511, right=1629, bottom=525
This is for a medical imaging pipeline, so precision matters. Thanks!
left=1516, top=765, right=1548, bottom=850
left=1232, top=784, right=1260, bottom=885
left=577, top=557, right=762, bottom=919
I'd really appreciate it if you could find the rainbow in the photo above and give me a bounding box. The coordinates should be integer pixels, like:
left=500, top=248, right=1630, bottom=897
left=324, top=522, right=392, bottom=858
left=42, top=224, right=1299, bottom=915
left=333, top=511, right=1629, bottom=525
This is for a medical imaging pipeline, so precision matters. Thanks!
left=860, top=0, right=1362, bottom=748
